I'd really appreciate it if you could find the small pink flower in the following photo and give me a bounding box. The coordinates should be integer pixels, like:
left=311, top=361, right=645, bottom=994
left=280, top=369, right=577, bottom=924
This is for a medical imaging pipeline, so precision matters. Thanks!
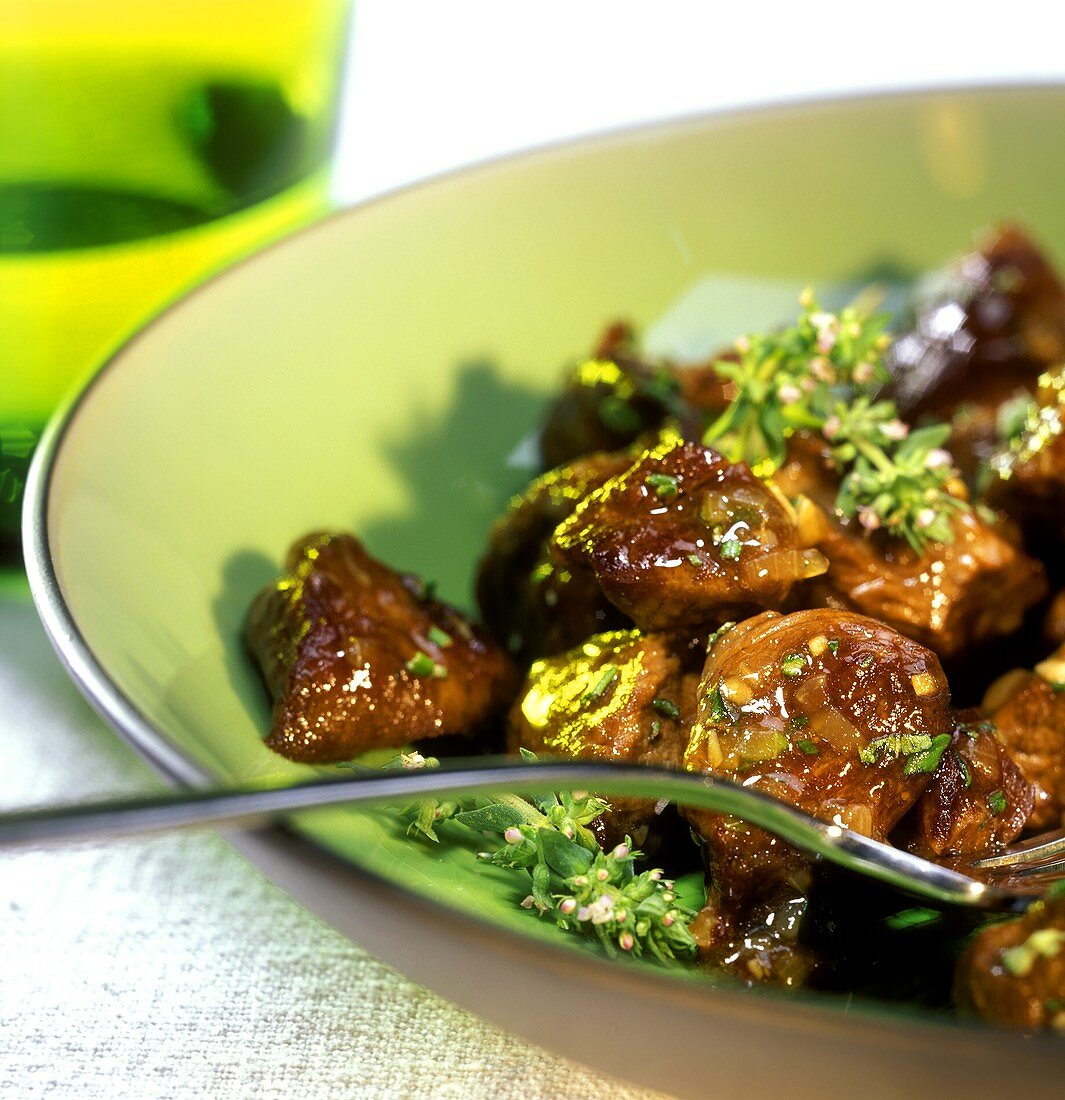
left=858, top=507, right=881, bottom=532
left=777, top=383, right=802, bottom=406
left=504, top=827, right=523, bottom=844
left=619, top=932, right=635, bottom=951
left=662, top=912, right=676, bottom=927
left=596, top=867, right=610, bottom=882
left=926, top=448, right=952, bottom=469
left=881, top=419, right=909, bottom=442
left=916, top=508, right=937, bottom=530
left=853, top=361, right=876, bottom=384
left=612, top=843, right=629, bottom=860
left=810, top=357, right=836, bottom=383
left=822, top=415, right=842, bottom=440
left=559, top=897, right=577, bottom=915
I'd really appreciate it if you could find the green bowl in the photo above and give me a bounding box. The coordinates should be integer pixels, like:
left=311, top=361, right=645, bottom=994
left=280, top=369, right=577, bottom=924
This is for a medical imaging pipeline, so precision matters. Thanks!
left=26, top=86, right=1065, bottom=1096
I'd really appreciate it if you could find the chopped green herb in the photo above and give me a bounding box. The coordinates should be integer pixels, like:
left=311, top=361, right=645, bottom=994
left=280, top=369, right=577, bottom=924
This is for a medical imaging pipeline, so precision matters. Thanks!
left=858, top=654, right=875, bottom=670
left=718, top=538, right=743, bottom=561
left=687, top=553, right=702, bottom=566
left=701, top=292, right=969, bottom=553
left=1002, top=928, right=1065, bottom=977
left=988, top=789, right=1008, bottom=816
left=959, top=719, right=996, bottom=738
left=884, top=907, right=942, bottom=931
left=427, top=625, right=453, bottom=648
left=827, top=639, right=840, bottom=656
left=780, top=652, right=806, bottom=677
left=652, top=697, right=681, bottom=719
left=406, top=651, right=447, bottom=679
left=956, top=753, right=973, bottom=789
left=859, top=731, right=933, bottom=766
left=645, top=472, right=680, bottom=500
left=582, top=664, right=619, bottom=704
left=797, top=739, right=819, bottom=756
left=903, top=732, right=952, bottom=775
left=649, top=720, right=662, bottom=741
left=706, top=622, right=737, bottom=650
left=1053, top=682, right=1065, bottom=694
left=707, top=684, right=728, bottom=724
left=789, top=714, right=810, bottom=730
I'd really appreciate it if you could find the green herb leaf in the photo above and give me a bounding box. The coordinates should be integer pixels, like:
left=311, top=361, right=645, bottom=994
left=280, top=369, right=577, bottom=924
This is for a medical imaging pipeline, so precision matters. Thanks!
left=581, top=664, right=619, bottom=704
left=652, top=697, right=681, bottom=719
left=903, top=732, right=952, bottom=775
left=427, top=625, right=453, bottom=648
left=645, top=472, right=680, bottom=500
left=956, top=753, right=973, bottom=789
left=796, top=739, right=819, bottom=756
left=988, top=789, right=1008, bottom=816
left=707, top=684, right=727, bottom=724
left=884, top=907, right=942, bottom=931
left=718, top=538, right=743, bottom=561
left=703, top=291, right=970, bottom=553
left=406, top=651, right=447, bottom=679
left=780, top=652, right=806, bottom=677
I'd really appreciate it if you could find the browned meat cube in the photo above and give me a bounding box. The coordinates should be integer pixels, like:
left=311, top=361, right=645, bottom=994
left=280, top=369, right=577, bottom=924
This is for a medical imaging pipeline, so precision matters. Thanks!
left=898, top=715, right=1033, bottom=860
left=775, top=431, right=1046, bottom=658
left=890, top=224, right=1065, bottom=475
left=539, top=321, right=728, bottom=469
left=982, top=650, right=1065, bottom=831
left=551, top=437, right=828, bottom=633
left=475, top=451, right=632, bottom=661
left=683, top=609, right=952, bottom=982
left=955, top=891, right=1065, bottom=1032
left=246, top=532, right=518, bottom=763
left=1045, top=589, right=1065, bottom=648
left=986, top=365, right=1065, bottom=541
left=507, top=629, right=700, bottom=848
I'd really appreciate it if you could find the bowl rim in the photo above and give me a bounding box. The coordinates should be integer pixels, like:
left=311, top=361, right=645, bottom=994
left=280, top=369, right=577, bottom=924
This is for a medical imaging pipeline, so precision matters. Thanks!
left=22, top=79, right=1065, bottom=1080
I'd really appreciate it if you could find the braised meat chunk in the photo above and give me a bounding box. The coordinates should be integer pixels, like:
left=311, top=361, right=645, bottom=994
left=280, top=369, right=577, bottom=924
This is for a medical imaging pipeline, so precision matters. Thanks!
left=956, top=891, right=1065, bottom=1032
left=246, top=532, right=518, bottom=763
left=475, top=451, right=632, bottom=661
left=539, top=321, right=728, bottom=469
left=551, top=437, right=828, bottom=633
left=982, top=645, right=1065, bottom=831
left=890, top=224, right=1065, bottom=474
left=899, top=715, right=1033, bottom=861
left=683, top=609, right=952, bottom=982
left=775, top=431, right=1046, bottom=658
left=986, top=365, right=1065, bottom=544
left=507, top=629, right=699, bottom=848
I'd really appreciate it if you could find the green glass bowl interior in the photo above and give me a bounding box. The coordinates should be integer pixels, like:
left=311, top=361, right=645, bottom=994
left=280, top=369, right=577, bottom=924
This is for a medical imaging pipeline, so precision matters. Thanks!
left=36, top=87, right=1065, bottom=983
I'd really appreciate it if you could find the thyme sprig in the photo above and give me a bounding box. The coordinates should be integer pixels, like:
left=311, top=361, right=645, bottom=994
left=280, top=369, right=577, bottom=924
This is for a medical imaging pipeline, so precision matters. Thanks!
left=704, top=292, right=970, bottom=553
left=357, top=750, right=698, bottom=963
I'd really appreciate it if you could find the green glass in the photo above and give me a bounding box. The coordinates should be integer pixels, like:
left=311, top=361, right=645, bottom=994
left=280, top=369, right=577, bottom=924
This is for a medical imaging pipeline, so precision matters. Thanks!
left=0, top=1, right=352, bottom=554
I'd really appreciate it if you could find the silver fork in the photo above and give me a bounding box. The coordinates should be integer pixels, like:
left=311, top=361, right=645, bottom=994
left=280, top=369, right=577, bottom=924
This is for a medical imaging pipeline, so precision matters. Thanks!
left=0, top=757, right=1061, bottom=911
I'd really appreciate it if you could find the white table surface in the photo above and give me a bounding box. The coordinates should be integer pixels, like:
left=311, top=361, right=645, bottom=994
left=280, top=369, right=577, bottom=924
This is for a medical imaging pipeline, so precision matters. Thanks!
left=5, top=4, right=1065, bottom=1097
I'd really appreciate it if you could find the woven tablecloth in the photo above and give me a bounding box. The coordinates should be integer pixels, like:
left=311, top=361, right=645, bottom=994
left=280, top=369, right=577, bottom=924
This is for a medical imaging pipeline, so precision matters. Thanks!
left=0, top=586, right=664, bottom=1098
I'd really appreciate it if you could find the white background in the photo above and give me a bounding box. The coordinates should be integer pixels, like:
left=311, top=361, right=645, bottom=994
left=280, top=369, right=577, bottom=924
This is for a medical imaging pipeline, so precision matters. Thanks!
left=335, top=0, right=1065, bottom=205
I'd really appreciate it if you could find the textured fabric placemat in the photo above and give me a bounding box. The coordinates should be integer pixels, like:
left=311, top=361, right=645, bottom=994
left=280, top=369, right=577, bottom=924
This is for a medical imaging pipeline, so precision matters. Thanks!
left=0, top=591, right=667, bottom=1099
